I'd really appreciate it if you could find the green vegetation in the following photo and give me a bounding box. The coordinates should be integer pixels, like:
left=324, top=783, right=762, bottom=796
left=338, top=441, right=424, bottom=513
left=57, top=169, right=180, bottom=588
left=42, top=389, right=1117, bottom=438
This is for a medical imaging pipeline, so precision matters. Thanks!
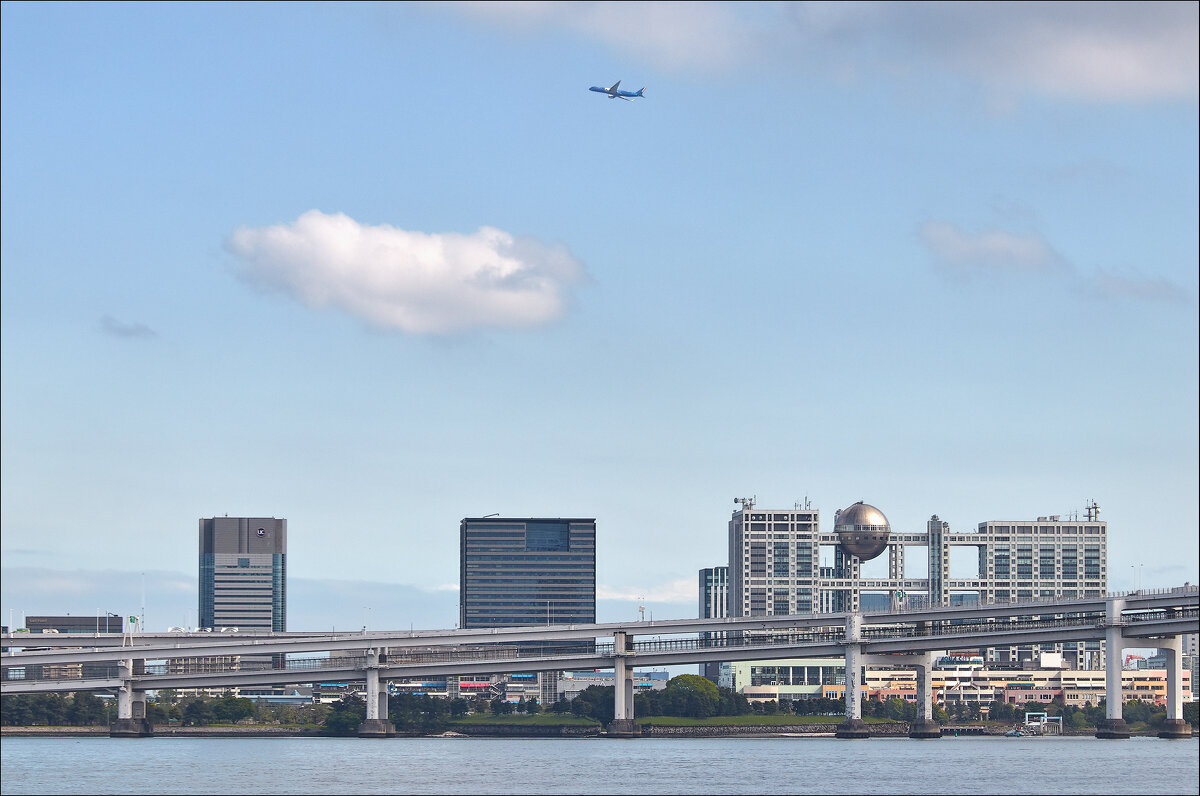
left=4, top=685, right=1195, bottom=736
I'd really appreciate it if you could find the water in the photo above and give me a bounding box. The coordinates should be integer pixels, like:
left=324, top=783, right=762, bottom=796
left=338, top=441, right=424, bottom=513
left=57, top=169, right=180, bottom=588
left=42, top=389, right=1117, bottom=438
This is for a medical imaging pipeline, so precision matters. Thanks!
left=1, top=736, right=1197, bottom=795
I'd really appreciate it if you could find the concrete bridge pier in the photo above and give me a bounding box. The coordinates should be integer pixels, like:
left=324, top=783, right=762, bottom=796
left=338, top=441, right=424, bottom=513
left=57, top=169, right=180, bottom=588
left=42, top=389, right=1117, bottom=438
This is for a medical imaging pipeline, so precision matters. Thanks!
left=110, top=658, right=152, bottom=737
left=836, top=614, right=870, bottom=739
left=607, top=631, right=639, bottom=738
left=907, top=652, right=941, bottom=739
left=1096, top=598, right=1130, bottom=739
left=357, top=648, right=396, bottom=738
left=1157, top=636, right=1190, bottom=739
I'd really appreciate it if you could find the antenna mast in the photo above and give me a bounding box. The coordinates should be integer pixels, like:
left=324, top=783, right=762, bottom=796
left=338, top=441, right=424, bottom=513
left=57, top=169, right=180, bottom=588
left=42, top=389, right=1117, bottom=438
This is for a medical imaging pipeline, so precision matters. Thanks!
left=734, top=496, right=756, bottom=511
left=1085, top=499, right=1100, bottom=521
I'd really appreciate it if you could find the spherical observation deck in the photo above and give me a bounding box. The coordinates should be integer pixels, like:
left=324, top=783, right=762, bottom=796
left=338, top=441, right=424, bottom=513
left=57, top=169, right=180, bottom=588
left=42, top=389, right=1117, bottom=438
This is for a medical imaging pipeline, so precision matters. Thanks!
left=834, top=501, right=891, bottom=561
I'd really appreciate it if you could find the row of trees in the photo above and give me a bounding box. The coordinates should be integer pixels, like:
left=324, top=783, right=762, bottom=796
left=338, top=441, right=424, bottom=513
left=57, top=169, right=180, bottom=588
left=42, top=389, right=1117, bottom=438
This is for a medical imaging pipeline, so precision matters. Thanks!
left=5, top=682, right=1197, bottom=731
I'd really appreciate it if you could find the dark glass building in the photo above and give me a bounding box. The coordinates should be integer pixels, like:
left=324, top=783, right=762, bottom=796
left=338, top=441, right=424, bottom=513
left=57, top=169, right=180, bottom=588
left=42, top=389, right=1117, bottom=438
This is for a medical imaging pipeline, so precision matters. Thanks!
left=459, top=517, right=596, bottom=629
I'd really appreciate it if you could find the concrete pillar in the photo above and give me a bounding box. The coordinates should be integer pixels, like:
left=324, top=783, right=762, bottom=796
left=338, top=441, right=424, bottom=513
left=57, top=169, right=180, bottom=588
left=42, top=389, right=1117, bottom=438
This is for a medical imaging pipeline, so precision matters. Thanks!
left=909, top=652, right=941, bottom=739
left=1096, top=598, right=1130, bottom=739
left=836, top=613, right=869, bottom=738
left=1157, top=636, right=1190, bottom=739
left=110, top=658, right=152, bottom=737
left=357, top=648, right=396, bottom=738
left=607, top=631, right=639, bottom=738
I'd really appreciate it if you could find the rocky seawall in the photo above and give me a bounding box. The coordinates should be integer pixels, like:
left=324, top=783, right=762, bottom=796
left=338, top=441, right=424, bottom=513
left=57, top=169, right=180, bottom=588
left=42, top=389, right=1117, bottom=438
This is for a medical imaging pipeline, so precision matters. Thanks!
left=639, top=722, right=908, bottom=737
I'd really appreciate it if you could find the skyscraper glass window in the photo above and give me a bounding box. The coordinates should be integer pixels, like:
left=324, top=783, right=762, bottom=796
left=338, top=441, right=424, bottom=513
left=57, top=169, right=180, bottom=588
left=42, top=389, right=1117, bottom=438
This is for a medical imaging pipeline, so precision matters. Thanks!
left=459, top=517, right=595, bottom=629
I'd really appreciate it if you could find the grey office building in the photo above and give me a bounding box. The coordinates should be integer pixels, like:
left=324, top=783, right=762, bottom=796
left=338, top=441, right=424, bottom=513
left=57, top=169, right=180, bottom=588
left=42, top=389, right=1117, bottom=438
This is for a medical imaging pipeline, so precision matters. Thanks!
left=459, top=517, right=596, bottom=628
left=459, top=517, right=595, bottom=705
left=199, top=517, right=286, bottom=632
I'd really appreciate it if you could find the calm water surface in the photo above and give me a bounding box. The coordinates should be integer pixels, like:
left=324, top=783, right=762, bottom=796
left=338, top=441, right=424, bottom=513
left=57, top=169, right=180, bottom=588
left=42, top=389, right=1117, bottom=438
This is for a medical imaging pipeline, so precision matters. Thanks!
left=2, top=736, right=1197, bottom=795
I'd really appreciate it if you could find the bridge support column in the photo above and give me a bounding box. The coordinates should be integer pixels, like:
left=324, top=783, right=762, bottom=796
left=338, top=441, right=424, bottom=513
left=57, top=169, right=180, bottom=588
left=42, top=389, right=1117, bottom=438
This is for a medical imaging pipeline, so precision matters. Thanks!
left=607, top=631, right=639, bottom=738
left=908, top=652, right=941, bottom=739
left=836, top=614, right=869, bottom=739
left=1096, top=598, right=1130, bottom=739
left=357, top=648, right=396, bottom=738
left=110, top=658, right=152, bottom=737
left=1157, top=636, right=1190, bottom=739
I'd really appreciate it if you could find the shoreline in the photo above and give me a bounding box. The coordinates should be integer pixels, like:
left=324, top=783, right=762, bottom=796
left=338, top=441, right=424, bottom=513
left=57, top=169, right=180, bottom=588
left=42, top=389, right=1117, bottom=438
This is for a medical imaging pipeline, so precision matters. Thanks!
left=4, top=723, right=1177, bottom=739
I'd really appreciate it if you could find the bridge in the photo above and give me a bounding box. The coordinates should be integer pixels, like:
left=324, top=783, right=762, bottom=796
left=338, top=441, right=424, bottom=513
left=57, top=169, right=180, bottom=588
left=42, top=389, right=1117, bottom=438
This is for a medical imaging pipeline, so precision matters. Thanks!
left=3, top=586, right=1196, bottom=740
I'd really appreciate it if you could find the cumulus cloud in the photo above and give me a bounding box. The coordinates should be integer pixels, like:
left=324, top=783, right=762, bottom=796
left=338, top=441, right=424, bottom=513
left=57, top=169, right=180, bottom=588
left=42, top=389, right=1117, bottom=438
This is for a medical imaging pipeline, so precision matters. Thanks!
left=100, top=315, right=157, bottom=340
left=227, top=211, right=587, bottom=335
left=444, top=2, right=1198, bottom=102
left=920, top=219, right=1191, bottom=303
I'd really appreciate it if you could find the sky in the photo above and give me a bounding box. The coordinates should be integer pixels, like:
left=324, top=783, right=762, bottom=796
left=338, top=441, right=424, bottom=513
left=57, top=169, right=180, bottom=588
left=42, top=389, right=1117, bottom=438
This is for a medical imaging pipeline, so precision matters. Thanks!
left=2, top=1, right=1197, bottom=635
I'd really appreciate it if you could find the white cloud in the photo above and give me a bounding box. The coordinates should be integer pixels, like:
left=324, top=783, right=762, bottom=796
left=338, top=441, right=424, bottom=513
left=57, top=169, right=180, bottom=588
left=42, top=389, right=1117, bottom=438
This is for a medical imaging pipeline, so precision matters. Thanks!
left=444, top=2, right=1198, bottom=102
left=227, top=211, right=587, bottom=335
left=790, top=1, right=1199, bottom=103
left=450, top=1, right=757, bottom=72
left=599, top=578, right=695, bottom=604
left=920, top=220, right=1066, bottom=275
left=920, top=219, right=1192, bottom=303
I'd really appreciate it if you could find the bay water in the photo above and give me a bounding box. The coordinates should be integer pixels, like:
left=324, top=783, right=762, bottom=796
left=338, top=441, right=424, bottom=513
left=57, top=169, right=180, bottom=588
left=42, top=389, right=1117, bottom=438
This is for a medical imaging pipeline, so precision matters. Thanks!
left=2, top=735, right=1197, bottom=795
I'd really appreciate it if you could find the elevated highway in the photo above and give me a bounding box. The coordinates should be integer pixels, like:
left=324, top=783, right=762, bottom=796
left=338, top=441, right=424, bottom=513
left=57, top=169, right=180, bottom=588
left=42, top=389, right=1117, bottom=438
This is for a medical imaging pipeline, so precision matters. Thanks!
left=3, top=586, right=1196, bottom=740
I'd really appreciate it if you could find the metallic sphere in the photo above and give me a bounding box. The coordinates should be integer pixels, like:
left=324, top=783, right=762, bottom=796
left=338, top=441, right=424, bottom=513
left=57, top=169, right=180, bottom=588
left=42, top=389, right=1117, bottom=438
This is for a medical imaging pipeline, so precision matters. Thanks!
left=835, top=501, right=891, bottom=561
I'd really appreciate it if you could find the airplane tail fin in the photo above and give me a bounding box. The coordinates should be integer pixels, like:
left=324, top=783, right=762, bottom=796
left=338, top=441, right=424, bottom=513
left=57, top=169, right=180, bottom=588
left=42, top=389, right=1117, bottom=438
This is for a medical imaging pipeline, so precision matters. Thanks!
left=637, top=87, right=645, bottom=97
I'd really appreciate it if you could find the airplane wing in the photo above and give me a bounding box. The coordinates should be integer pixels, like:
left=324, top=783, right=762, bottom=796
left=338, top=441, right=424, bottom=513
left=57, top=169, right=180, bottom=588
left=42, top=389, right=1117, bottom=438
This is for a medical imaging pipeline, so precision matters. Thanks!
left=608, top=80, right=621, bottom=93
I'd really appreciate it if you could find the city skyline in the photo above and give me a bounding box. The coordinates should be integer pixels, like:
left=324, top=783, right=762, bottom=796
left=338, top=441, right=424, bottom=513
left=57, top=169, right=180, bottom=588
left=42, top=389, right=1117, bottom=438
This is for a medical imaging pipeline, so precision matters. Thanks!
left=2, top=3, right=1197, bottom=632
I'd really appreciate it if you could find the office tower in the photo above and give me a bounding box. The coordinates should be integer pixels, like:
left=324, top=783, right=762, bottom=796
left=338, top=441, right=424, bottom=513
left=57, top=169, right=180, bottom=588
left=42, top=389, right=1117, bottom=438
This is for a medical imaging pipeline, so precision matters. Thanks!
left=460, top=517, right=595, bottom=704
left=459, top=517, right=595, bottom=628
left=721, top=498, right=1110, bottom=690
left=698, top=566, right=728, bottom=682
left=199, top=517, right=287, bottom=632
left=727, top=500, right=820, bottom=619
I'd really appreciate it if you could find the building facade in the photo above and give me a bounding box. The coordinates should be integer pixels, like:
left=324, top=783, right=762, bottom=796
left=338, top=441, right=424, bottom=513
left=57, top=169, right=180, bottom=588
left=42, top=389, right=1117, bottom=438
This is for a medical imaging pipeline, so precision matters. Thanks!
left=459, top=517, right=596, bottom=704
left=459, top=517, right=596, bottom=628
left=698, top=566, right=729, bottom=682
left=718, top=499, right=1111, bottom=690
left=198, top=517, right=287, bottom=632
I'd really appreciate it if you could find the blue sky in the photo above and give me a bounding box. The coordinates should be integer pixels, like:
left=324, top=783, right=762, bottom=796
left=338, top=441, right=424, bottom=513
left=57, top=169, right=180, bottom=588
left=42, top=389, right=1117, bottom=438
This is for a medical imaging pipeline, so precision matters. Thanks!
left=2, top=1, right=1197, bottom=633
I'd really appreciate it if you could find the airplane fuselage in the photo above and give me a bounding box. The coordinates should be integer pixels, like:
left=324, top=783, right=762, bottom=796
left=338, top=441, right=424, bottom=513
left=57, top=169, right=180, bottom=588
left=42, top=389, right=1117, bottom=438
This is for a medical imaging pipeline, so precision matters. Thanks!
left=589, top=81, right=644, bottom=101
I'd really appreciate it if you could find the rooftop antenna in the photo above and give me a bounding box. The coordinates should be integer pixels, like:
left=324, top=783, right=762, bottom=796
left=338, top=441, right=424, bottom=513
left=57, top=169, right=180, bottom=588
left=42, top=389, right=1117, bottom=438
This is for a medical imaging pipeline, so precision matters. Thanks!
left=734, top=496, right=756, bottom=511
left=1085, top=499, right=1100, bottom=521
left=637, top=596, right=645, bottom=622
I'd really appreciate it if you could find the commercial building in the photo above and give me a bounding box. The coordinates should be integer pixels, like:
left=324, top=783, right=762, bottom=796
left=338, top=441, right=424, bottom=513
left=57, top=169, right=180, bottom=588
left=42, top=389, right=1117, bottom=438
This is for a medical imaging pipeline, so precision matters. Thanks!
left=721, top=498, right=1108, bottom=670
left=198, top=517, right=287, bottom=632
left=698, top=566, right=728, bottom=682
left=459, top=516, right=596, bottom=703
left=14, top=615, right=125, bottom=681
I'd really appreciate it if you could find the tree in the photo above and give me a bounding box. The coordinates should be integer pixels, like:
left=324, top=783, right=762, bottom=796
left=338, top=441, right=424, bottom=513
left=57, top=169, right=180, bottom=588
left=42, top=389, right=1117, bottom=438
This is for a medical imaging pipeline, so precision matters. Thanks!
left=323, top=695, right=365, bottom=736
left=661, top=675, right=719, bottom=719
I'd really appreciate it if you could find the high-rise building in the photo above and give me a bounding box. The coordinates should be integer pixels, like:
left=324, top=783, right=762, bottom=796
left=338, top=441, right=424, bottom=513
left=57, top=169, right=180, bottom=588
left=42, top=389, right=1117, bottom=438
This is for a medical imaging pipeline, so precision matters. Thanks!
left=698, top=566, right=729, bottom=683
left=459, top=517, right=595, bottom=704
left=459, top=517, right=595, bottom=628
left=718, top=498, right=1111, bottom=693
left=727, top=501, right=820, bottom=620
left=199, top=517, right=287, bottom=632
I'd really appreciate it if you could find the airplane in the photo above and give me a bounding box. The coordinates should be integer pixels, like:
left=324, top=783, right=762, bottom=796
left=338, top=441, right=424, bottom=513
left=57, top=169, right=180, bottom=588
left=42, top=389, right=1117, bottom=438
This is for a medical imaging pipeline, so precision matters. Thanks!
left=589, top=80, right=646, bottom=101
